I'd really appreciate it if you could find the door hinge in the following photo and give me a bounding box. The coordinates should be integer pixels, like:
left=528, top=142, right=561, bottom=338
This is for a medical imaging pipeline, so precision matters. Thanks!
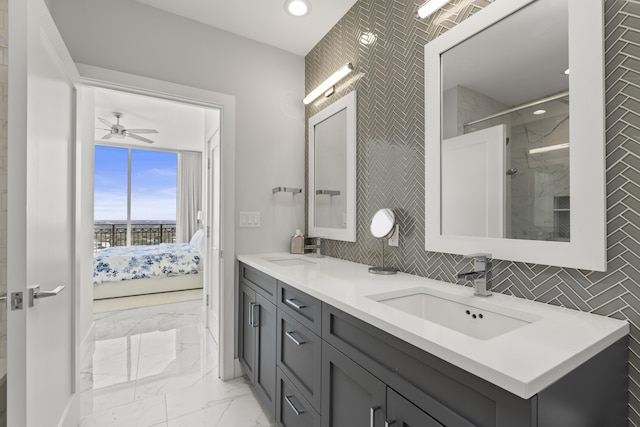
left=206, top=294, right=210, bottom=306
left=220, top=250, right=224, bottom=259
left=208, top=158, right=211, bottom=170
left=11, top=292, right=23, bottom=310
left=207, top=226, right=210, bottom=238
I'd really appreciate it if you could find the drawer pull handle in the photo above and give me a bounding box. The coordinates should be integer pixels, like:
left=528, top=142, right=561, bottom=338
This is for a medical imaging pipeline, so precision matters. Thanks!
left=370, top=406, right=380, bottom=427
left=285, top=298, right=307, bottom=310
left=285, top=331, right=306, bottom=346
left=385, top=420, right=396, bottom=427
left=285, top=395, right=306, bottom=416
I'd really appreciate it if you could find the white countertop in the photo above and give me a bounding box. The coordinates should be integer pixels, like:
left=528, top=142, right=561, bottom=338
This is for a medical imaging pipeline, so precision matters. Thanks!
left=237, top=253, right=629, bottom=399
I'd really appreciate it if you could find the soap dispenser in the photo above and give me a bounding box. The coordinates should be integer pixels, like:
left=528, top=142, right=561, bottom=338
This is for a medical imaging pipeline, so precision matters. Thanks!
left=290, top=229, right=306, bottom=254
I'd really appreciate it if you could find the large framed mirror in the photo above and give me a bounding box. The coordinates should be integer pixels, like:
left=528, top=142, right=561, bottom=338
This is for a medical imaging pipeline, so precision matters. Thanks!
left=425, top=0, right=606, bottom=270
left=309, top=91, right=357, bottom=242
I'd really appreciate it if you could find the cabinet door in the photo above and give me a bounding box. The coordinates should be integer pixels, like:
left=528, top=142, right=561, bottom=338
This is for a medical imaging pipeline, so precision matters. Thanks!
left=254, top=292, right=277, bottom=415
left=239, top=283, right=257, bottom=382
left=322, top=342, right=386, bottom=427
left=386, top=388, right=443, bottom=427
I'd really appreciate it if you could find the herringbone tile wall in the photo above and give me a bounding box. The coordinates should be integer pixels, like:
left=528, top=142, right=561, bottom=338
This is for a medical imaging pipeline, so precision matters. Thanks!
left=305, top=0, right=640, bottom=423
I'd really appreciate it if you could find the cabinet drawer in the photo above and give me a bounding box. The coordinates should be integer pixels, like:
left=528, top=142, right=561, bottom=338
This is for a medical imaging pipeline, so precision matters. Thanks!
left=240, top=263, right=277, bottom=303
left=277, top=311, right=322, bottom=411
left=278, top=281, right=322, bottom=335
left=277, top=368, right=321, bottom=427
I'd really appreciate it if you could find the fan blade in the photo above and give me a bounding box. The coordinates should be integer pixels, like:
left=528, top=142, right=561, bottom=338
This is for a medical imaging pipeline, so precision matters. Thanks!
left=127, top=133, right=154, bottom=144
left=98, top=117, right=113, bottom=128
left=101, top=133, right=113, bottom=140
left=126, top=129, right=158, bottom=134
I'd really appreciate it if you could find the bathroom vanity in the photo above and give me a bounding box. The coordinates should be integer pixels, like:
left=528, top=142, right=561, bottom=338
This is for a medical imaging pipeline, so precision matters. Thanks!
left=237, top=254, right=629, bottom=427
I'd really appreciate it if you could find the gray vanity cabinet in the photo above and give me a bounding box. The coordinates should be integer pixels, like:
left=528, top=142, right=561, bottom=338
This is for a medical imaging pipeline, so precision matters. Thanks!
left=237, top=263, right=628, bottom=427
left=238, top=265, right=278, bottom=416
left=321, top=342, right=386, bottom=427
left=387, top=388, right=443, bottom=427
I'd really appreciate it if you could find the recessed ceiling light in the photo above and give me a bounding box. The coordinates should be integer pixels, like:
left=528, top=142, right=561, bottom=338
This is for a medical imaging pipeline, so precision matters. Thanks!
left=533, top=109, right=546, bottom=115
left=284, top=0, right=311, bottom=17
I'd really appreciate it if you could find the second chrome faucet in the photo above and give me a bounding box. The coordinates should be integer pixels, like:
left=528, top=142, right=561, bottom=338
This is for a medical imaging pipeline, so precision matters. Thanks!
left=457, top=254, right=492, bottom=297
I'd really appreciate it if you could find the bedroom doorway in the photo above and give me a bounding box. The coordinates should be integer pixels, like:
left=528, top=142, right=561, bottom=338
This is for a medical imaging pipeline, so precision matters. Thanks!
left=78, top=65, right=237, bottom=383
left=91, top=88, right=213, bottom=304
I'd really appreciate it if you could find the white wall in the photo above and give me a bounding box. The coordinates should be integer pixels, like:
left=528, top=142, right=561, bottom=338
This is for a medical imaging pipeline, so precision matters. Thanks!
left=50, top=0, right=306, bottom=255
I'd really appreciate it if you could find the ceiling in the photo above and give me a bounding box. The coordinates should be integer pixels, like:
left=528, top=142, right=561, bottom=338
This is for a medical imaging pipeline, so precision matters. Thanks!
left=94, top=88, right=214, bottom=152
left=133, top=0, right=358, bottom=56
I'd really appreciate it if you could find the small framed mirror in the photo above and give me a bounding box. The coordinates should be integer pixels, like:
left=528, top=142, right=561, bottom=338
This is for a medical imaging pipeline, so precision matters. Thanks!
left=424, top=0, right=606, bottom=271
left=308, top=91, right=357, bottom=242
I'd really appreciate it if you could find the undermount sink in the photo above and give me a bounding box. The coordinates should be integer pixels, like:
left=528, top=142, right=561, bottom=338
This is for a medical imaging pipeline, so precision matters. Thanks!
left=368, top=287, right=541, bottom=340
left=264, top=257, right=317, bottom=267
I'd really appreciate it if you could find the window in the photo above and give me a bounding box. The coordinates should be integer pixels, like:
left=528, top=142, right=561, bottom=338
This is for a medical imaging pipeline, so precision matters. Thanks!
left=94, top=146, right=178, bottom=250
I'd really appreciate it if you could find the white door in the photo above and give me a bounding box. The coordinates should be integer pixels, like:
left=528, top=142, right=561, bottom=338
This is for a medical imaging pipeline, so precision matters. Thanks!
left=8, top=0, right=80, bottom=426
left=206, top=125, right=221, bottom=346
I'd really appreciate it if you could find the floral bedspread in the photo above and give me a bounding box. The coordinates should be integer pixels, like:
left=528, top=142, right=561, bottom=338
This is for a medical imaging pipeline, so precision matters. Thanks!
left=93, top=243, right=200, bottom=285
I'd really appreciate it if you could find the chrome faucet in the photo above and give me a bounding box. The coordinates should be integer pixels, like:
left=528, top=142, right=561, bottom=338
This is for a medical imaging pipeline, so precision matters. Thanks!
left=305, top=237, right=323, bottom=257
left=457, top=254, right=492, bottom=297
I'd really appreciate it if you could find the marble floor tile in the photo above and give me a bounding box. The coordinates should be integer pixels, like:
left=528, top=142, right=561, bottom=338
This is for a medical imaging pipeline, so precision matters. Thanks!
left=85, top=299, right=274, bottom=427
left=80, top=395, right=167, bottom=427
left=164, top=376, right=253, bottom=420
left=167, top=394, right=275, bottom=427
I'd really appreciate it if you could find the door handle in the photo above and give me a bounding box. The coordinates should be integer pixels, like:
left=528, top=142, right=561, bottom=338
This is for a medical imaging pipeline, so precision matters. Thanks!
left=28, top=285, right=65, bottom=307
left=370, top=406, right=380, bottom=427
left=251, top=303, right=260, bottom=327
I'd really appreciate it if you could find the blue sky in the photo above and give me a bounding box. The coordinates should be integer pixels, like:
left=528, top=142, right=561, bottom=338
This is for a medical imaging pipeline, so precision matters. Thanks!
left=94, top=146, right=177, bottom=221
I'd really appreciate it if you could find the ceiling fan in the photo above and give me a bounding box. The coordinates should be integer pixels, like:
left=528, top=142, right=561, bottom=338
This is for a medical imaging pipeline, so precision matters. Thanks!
left=97, top=112, right=158, bottom=144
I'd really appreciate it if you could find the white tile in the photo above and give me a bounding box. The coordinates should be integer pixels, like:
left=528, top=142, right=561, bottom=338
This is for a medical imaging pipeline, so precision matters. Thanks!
left=86, top=299, right=269, bottom=427
left=166, top=400, right=229, bottom=427
left=164, top=377, right=253, bottom=420
left=167, top=394, right=274, bottom=427
left=81, top=395, right=167, bottom=427
left=92, top=382, right=136, bottom=413
left=92, top=335, right=141, bottom=389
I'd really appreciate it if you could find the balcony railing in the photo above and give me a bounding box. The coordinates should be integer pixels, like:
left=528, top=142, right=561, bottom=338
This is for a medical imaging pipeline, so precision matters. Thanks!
left=94, top=223, right=177, bottom=253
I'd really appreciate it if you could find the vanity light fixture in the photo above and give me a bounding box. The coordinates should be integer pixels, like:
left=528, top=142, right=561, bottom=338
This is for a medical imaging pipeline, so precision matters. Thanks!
left=533, top=109, right=546, bottom=115
left=284, top=0, right=311, bottom=17
left=529, top=143, right=570, bottom=154
left=418, top=0, right=450, bottom=19
left=303, top=63, right=354, bottom=105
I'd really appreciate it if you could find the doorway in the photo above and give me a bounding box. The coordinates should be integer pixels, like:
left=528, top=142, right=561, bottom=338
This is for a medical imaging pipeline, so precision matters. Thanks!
left=76, top=65, right=237, bottom=386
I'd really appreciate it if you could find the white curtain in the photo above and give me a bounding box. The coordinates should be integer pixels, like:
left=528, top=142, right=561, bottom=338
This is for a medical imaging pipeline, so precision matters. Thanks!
left=176, top=151, right=202, bottom=243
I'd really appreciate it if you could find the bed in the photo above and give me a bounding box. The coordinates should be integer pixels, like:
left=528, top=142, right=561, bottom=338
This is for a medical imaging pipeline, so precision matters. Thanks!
left=93, top=229, right=205, bottom=300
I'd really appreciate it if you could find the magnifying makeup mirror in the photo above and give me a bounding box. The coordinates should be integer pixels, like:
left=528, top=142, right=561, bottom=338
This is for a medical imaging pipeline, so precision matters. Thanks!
left=369, top=208, right=398, bottom=275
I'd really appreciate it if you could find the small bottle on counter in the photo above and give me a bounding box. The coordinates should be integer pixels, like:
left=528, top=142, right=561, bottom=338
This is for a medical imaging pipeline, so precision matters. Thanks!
left=290, top=229, right=307, bottom=254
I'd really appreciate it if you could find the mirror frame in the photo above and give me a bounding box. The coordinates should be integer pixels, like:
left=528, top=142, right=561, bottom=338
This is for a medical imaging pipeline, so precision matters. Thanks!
left=425, top=0, right=606, bottom=271
left=309, top=91, right=357, bottom=242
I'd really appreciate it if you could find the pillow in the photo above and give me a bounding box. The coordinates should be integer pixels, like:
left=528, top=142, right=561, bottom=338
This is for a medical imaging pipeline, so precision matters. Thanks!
left=189, top=229, right=205, bottom=254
